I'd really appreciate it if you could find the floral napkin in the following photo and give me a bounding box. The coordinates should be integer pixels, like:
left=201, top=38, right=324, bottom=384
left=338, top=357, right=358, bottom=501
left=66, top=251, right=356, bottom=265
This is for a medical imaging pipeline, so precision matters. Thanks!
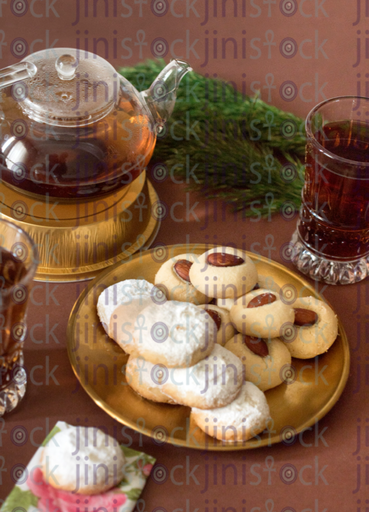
left=1, top=421, right=156, bottom=512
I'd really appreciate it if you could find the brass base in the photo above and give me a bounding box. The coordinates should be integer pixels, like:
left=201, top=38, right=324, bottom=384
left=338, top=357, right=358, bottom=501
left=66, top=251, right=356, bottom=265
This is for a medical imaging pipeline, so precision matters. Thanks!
left=0, top=172, right=160, bottom=282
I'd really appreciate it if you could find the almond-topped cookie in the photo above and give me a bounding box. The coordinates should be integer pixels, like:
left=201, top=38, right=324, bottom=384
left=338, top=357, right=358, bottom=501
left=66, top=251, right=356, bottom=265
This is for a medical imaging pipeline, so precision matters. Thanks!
left=189, top=246, right=258, bottom=299
left=225, top=334, right=292, bottom=391
left=230, top=288, right=294, bottom=338
left=197, top=304, right=236, bottom=346
left=154, top=253, right=208, bottom=304
left=216, top=274, right=281, bottom=311
left=281, top=296, right=338, bottom=358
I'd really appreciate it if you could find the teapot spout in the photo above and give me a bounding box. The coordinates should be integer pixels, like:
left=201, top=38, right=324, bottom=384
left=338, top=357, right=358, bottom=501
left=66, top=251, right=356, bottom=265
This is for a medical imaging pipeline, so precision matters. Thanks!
left=141, top=59, right=192, bottom=129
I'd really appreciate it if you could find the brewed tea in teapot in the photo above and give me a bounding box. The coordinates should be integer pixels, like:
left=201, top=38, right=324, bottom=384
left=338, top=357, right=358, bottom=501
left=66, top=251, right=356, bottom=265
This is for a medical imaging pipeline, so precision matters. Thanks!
left=0, top=49, right=191, bottom=199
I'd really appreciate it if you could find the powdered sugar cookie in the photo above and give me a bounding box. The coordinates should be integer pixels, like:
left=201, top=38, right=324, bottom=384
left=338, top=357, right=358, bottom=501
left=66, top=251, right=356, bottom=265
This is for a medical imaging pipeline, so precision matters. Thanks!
left=97, top=279, right=166, bottom=354
left=41, top=426, right=125, bottom=495
left=125, top=355, right=176, bottom=404
left=225, top=334, right=291, bottom=391
left=191, top=381, right=270, bottom=442
left=161, top=344, right=243, bottom=409
left=283, top=296, right=338, bottom=359
left=155, top=253, right=208, bottom=304
left=230, top=288, right=294, bottom=339
left=130, top=301, right=216, bottom=368
left=198, top=304, right=236, bottom=346
left=189, top=246, right=258, bottom=299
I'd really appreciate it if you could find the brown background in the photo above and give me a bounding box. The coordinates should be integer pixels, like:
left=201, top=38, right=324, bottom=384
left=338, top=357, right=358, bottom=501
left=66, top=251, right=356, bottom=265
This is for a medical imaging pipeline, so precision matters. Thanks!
left=1, top=1, right=368, bottom=510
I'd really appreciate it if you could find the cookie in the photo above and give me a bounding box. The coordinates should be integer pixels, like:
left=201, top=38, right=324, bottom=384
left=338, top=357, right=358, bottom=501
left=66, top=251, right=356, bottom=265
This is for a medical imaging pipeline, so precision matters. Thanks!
left=189, top=246, right=258, bottom=299
left=216, top=275, right=281, bottom=311
left=198, top=304, right=236, bottom=346
left=155, top=253, right=208, bottom=304
left=230, top=288, right=294, bottom=338
left=97, top=279, right=166, bottom=353
left=130, top=301, right=216, bottom=368
left=41, top=426, right=125, bottom=495
left=215, top=297, right=236, bottom=311
left=125, top=355, right=176, bottom=404
left=282, top=296, right=338, bottom=359
left=161, top=344, right=243, bottom=409
left=225, top=334, right=292, bottom=391
left=191, top=381, right=270, bottom=442
left=256, top=275, right=281, bottom=295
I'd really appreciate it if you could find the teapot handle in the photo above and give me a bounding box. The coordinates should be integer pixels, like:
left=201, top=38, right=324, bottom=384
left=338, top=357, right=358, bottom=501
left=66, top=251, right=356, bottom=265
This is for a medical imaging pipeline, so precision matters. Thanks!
left=0, top=61, right=37, bottom=90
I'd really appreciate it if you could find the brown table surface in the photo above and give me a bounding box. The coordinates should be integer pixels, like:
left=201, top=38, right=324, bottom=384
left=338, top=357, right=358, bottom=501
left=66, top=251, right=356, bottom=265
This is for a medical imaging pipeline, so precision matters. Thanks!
left=0, top=0, right=368, bottom=508
left=1, top=176, right=367, bottom=509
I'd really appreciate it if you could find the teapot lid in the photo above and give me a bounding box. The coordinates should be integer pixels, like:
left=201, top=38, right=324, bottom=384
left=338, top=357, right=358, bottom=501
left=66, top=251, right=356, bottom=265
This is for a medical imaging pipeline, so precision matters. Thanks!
left=19, top=48, right=119, bottom=126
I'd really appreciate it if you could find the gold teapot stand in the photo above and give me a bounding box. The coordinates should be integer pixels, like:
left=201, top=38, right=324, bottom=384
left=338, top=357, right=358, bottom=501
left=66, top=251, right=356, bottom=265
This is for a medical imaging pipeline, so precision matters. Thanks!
left=0, top=172, right=160, bottom=282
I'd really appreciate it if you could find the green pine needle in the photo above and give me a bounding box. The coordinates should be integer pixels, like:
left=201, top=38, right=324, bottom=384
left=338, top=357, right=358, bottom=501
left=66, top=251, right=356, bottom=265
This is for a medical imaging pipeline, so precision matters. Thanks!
left=119, top=60, right=306, bottom=216
left=156, top=122, right=305, bottom=216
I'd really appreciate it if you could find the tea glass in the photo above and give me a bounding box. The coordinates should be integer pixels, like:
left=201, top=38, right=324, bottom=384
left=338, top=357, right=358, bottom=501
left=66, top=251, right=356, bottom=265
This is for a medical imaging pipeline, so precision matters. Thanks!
left=0, top=219, right=38, bottom=415
left=290, top=96, right=369, bottom=285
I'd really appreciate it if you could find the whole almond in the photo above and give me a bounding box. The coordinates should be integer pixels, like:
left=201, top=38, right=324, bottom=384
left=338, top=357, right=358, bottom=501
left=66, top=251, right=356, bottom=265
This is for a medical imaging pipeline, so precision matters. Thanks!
left=206, top=252, right=244, bottom=267
left=294, top=308, right=318, bottom=326
left=243, top=335, right=269, bottom=357
left=205, top=309, right=222, bottom=331
left=247, top=293, right=277, bottom=308
left=173, top=259, right=192, bottom=282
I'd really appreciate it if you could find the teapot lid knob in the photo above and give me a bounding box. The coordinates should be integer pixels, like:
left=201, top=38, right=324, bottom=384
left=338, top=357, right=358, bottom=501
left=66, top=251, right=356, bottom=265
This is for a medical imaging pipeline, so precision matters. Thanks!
left=15, top=48, right=119, bottom=126
left=55, top=54, right=78, bottom=80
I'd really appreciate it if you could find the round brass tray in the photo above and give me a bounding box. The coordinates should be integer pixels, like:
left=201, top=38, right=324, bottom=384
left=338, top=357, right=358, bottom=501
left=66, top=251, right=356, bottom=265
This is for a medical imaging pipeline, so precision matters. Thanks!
left=67, top=244, right=350, bottom=450
left=0, top=173, right=160, bottom=282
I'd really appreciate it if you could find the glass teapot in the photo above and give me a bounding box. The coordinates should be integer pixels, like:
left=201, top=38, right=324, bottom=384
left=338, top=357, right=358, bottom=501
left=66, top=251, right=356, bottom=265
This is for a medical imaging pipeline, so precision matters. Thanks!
left=0, top=49, right=191, bottom=200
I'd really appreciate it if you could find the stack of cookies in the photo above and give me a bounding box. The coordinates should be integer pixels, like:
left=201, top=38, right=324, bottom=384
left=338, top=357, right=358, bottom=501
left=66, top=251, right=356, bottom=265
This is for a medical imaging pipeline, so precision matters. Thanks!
left=97, top=246, right=338, bottom=443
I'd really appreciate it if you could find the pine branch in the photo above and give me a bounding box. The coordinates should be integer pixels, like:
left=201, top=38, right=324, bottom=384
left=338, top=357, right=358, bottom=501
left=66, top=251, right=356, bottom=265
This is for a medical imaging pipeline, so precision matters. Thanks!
left=119, top=60, right=306, bottom=215
left=153, top=121, right=304, bottom=216
left=119, top=60, right=306, bottom=156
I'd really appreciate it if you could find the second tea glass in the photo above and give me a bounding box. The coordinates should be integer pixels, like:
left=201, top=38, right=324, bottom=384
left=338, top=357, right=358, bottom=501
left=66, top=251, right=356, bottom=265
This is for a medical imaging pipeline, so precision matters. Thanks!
left=290, top=96, right=369, bottom=285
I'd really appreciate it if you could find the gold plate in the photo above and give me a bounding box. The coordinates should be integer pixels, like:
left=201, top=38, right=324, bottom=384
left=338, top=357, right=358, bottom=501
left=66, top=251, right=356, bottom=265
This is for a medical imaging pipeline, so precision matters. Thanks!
left=67, top=244, right=350, bottom=450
